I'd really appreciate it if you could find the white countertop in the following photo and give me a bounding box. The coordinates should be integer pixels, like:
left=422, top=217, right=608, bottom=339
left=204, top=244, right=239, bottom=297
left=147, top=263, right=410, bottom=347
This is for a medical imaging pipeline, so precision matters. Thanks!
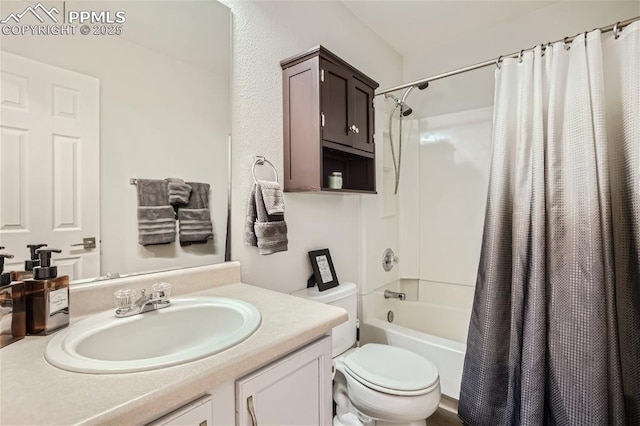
left=0, top=280, right=347, bottom=425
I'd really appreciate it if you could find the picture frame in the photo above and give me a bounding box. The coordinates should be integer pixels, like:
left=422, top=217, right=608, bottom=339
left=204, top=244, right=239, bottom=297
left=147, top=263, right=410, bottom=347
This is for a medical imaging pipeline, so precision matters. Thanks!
left=307, top=248, right=339, bottom=292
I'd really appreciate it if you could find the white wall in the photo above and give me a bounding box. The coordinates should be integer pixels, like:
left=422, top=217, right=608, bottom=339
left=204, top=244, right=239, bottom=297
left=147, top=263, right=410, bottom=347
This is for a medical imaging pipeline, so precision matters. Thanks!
left=1, top=1, right=231, bottom=277
left=222, top=0, right=403, bottom=295
left=405, top=1, right=640, bottom=118
left=416, top=107, right=493, bottom=287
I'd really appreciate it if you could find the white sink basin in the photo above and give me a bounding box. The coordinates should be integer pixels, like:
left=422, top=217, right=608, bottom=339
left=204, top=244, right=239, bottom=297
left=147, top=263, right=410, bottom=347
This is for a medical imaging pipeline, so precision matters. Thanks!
left=45, top=297, right=261, bottom=374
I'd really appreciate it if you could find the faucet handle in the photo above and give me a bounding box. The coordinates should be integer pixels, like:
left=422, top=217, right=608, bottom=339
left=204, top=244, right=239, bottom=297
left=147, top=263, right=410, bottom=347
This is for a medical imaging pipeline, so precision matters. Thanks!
left=151, top=282, right=171, bottom=298
left=114, top=288, right=136, bottom=309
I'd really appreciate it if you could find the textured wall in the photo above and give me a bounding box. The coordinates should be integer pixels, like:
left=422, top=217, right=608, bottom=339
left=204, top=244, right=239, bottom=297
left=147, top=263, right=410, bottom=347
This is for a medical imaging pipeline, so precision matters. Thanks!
left=223, top=1, right=402, bottom=294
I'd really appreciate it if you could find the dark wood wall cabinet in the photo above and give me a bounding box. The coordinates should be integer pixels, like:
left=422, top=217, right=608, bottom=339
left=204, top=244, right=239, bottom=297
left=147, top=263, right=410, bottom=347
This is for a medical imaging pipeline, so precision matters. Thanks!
left=281, top=46, right=379, bottom=194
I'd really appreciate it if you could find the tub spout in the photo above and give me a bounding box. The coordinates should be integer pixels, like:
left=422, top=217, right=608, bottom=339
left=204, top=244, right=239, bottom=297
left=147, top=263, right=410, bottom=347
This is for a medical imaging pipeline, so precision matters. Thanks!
left=384, top=290, right=406, bottom=301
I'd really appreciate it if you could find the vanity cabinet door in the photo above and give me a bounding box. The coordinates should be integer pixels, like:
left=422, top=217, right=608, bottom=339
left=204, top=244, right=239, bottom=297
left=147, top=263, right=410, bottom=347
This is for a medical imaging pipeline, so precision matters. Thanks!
left=236, top=336, right=332, bottom=426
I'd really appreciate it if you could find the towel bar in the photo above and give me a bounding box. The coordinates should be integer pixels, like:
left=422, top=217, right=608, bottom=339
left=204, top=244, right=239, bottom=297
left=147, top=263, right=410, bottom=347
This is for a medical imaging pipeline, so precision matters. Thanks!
left=252, top=156, right=278, bottom=184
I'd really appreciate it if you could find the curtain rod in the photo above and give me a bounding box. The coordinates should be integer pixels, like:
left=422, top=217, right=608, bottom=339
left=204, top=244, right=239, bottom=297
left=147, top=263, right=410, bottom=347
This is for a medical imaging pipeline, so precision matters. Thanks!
left=375, top=15, right=640, bottom=97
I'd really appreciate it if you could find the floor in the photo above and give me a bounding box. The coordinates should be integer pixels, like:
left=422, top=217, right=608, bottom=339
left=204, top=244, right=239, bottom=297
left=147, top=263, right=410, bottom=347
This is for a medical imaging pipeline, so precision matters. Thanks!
left=427, top=395, right=463, bottom=426
left=428, top=407, right=463, bottom=425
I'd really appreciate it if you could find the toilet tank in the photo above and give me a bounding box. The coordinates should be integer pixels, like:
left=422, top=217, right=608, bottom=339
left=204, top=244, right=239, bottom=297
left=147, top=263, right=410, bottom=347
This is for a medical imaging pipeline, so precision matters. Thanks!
left=291, top=282, right=357, bottom=357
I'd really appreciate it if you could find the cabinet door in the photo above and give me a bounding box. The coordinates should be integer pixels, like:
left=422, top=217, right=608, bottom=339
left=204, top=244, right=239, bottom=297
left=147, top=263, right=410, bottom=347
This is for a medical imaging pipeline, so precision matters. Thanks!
left=351, top=78, right=375, bottom=153
left=321, top=60, right=351, bottom=147
left=236, top=336, right=332, bottom=426
left=283, top=56, right=321, bottom=191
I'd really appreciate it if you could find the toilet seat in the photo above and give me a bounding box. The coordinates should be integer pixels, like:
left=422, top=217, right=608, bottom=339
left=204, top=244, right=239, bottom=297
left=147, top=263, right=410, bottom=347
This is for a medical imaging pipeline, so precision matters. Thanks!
left=341, top=344, right=439, bottom=396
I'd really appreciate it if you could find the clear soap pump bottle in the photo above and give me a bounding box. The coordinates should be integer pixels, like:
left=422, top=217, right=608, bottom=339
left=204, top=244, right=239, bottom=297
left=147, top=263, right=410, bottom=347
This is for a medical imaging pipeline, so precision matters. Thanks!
left=25, top=248, right=70, bottom=335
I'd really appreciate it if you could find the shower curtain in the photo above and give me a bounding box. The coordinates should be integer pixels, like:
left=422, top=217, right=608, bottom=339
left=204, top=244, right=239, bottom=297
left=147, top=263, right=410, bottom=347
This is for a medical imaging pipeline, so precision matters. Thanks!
left=459, top=21, right=639, bottom=426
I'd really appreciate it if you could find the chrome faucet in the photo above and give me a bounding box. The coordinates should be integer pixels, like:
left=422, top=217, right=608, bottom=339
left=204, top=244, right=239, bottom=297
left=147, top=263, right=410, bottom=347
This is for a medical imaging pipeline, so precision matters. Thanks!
left=384, top=290, right=406, bottom=301
left=114, top=283, right=171, bottom=317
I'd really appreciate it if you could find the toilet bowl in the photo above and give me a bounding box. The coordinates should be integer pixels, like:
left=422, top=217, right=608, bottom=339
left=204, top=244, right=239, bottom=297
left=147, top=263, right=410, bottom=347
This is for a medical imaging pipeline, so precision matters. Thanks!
left=333, top=344, right=440, bottom=425
left=292, top=283, right=441, bottom=425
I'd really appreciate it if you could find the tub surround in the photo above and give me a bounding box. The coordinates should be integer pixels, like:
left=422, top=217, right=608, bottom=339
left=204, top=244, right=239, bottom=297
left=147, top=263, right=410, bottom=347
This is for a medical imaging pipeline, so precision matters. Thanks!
left=0, top=262, right=347, bottom=425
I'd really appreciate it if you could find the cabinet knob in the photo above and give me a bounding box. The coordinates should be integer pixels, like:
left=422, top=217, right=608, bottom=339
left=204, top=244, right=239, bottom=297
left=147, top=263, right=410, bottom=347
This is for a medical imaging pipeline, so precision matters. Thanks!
left=349, top=124, right=360, bottom=134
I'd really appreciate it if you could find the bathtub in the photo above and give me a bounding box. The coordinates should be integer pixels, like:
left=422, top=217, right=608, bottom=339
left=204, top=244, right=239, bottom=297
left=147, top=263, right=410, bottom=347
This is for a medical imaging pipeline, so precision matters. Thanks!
left=360, top=299, right=469, bottom=399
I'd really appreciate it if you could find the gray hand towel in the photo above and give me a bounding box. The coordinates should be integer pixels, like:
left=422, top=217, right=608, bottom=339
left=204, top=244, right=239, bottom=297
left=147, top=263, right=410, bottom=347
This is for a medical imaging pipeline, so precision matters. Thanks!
left=178, top=182, right=213, bottom=245
left=186, top=182, right=210, bottom=209
left=136, top=179, right=175, bottom=246
left=178, top=209, right=214, bottom=245
left=166, top=178, right=192, bottom=206
left=257, top=179, right=285, bottom=215
left=244, top=183, right=258, bottom=247
left=138, top=206, right=176, bottom=246
left=137, top=179, right=169, bottom=206
left=245, top=181, right=288, bottom=255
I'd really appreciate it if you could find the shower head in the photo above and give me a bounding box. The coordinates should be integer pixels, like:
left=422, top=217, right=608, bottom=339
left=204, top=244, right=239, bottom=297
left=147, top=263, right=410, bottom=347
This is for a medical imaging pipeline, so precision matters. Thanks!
left=400, top=105, right=413, bottom=117
left=384, top=93, right=414, bottom=117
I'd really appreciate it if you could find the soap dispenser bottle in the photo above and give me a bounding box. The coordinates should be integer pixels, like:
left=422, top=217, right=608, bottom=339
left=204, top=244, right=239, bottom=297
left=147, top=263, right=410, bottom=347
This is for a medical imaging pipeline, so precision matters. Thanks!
left=25, top=248, right=69, bottom=335
left=10, top=244, right=47, bottom=282
left=0, top=251, right=26, bottom=348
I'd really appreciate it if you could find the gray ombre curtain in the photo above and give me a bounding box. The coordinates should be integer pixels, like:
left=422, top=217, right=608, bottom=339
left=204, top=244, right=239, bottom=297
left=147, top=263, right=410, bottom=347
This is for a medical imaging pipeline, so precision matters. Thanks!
left=459, top=21, right=640, bottom=426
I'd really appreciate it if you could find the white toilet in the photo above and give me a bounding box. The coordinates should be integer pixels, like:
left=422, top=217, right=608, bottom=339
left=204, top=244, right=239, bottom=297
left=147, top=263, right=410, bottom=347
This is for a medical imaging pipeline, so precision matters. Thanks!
left=292, top=282, right=441, bottom=425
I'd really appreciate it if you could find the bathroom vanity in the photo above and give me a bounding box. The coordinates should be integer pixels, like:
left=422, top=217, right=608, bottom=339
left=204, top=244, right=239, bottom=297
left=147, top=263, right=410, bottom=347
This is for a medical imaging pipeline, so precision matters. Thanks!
left=0, top=262, right=346, bottom=425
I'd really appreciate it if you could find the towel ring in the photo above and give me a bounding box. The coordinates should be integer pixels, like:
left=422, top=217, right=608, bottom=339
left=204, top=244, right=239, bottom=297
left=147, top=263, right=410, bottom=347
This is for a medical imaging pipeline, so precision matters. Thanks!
left=252, top=156, right=278, bottom=184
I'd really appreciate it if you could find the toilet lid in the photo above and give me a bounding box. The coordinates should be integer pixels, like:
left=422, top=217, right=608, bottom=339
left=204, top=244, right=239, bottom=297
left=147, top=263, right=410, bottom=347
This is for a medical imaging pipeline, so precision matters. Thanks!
left=343, top=344, right=439, bottom=393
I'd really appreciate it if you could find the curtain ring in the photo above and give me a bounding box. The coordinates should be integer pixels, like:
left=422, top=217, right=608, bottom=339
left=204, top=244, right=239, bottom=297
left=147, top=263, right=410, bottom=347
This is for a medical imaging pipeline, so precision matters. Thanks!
left=496, top=55, right=503, bottom=70
left=613, top=21, right=621, bottom=39
left=518, top=49, right=525, bottom=63
left=563, top=36, right=571, bottom=50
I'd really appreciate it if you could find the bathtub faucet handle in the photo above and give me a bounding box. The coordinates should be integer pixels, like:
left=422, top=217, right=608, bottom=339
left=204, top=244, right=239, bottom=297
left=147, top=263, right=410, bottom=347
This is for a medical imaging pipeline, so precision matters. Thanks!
left=384, top=290, right=406, bottom=301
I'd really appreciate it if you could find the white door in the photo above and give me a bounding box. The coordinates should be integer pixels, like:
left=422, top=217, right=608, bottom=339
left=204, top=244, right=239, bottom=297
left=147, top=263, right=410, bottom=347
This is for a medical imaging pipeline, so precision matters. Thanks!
left=0, top=52, right=100, bottom=280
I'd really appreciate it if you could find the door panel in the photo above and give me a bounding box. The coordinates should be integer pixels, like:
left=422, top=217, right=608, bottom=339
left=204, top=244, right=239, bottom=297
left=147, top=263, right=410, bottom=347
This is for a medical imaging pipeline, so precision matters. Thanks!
left=352, top=79, right=374, bottom=153
left=0, top=52, right=100, bottom=280
left=320, top=60, right=351, bottom=147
